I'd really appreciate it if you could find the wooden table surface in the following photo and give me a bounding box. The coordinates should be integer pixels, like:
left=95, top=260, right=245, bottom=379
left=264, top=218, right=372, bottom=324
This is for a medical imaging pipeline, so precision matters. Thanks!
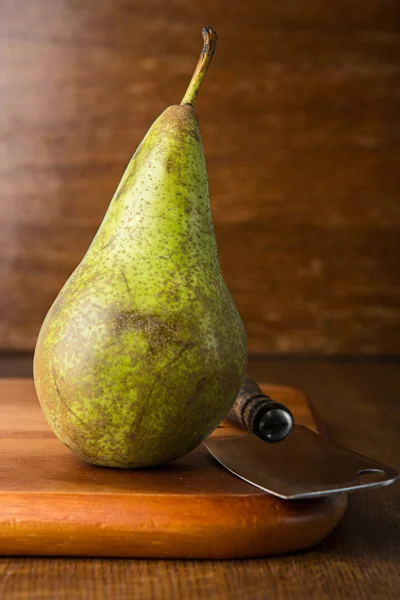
left=0, top=356, right=399, bottom=599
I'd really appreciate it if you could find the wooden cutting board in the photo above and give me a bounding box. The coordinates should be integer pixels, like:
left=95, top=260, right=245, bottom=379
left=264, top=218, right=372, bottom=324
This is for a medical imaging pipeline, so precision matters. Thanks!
left=0, top=379, right=347, bottom=559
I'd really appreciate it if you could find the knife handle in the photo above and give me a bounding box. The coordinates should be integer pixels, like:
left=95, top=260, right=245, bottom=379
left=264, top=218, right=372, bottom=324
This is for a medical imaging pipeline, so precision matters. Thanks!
left=230, top=378, right=294, bottom=443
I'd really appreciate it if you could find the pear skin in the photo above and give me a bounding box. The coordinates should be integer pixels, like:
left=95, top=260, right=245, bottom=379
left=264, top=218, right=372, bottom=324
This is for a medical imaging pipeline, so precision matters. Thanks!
left=34, top=28, right=247, bottom=468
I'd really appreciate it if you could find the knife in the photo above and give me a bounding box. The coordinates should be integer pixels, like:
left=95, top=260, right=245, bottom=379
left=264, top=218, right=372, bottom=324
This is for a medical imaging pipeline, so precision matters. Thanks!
left=206, top=378, right=399, bottom=500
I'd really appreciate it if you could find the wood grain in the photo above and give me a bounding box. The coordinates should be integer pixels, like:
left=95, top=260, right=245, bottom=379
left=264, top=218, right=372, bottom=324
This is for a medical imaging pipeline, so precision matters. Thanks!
left=0, top=0, right=399, bottom=354
left=0, top=379, right=346, bottom=559
left=0, top=357, right=399, bottom=599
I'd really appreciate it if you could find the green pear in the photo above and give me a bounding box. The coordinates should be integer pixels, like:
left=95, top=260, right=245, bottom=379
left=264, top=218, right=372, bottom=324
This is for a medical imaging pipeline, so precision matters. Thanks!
left=34, top=27, right=247, bottom=468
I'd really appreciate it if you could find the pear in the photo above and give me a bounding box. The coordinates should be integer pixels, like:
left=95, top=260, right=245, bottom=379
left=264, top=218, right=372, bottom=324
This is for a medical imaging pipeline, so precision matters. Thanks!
left=34, top=27, right=247, bottom=468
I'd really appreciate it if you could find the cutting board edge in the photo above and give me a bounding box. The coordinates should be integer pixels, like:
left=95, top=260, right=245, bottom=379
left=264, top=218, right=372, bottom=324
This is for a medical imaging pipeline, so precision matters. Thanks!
left=0, top=490, right=348, bottom=559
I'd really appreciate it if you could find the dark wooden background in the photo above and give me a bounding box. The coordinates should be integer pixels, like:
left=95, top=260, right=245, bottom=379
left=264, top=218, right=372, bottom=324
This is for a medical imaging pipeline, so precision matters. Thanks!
left=0, top=0, right=399, bottom=355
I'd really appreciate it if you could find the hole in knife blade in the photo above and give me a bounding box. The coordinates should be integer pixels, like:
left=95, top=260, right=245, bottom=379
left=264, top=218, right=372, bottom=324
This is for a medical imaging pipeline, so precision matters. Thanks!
left=357, top=468, right=385, bottom=477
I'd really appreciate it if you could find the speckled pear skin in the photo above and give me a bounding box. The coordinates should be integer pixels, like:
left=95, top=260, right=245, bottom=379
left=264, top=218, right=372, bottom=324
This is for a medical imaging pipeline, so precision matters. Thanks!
left=34, top=104, right=248, bottom=468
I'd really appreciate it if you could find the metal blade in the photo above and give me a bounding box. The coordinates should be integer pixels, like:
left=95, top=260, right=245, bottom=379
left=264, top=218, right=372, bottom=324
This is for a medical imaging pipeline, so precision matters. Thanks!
left=205, top=425, right=399, bottom=500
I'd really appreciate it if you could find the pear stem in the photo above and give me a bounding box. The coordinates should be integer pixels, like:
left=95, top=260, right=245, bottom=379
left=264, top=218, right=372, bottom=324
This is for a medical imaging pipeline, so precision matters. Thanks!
left=181, top=26, right=218, bottom=107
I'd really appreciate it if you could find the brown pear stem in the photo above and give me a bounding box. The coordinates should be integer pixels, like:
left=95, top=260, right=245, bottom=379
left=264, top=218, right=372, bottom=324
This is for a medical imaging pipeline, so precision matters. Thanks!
left=181, top=26, right=218, bottom=107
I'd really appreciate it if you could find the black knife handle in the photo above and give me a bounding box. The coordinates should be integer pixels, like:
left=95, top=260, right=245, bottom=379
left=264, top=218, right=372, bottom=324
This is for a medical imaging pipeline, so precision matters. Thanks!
left=229, top=378, right=294, bottom=443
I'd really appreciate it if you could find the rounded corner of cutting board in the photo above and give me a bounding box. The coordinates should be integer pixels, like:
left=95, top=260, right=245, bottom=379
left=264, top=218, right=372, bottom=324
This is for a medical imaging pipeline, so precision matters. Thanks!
left=0, top=378, right=348, bottom=559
